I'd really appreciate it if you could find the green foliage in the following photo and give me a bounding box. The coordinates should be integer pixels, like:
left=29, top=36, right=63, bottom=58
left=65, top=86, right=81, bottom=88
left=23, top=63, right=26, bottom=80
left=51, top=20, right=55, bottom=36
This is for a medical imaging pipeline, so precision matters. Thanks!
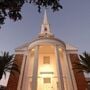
left=74, top=52, right=90, bottom=73
left=0, top=51, right=19, bottom=80
left=0, top=0, right=62, bottom=28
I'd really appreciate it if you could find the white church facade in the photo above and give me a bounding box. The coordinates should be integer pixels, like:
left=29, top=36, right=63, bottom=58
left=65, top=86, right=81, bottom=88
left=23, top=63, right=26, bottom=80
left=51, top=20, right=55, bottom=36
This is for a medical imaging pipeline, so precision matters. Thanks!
left=6, top=11, right=87, bottom=90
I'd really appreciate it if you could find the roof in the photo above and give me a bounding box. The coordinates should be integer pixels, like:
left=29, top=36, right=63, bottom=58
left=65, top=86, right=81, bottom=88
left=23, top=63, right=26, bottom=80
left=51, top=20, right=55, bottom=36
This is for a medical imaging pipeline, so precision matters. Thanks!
left=15, top=40, right=78, bottom=52
left=66, top=44, right=78, bottom=51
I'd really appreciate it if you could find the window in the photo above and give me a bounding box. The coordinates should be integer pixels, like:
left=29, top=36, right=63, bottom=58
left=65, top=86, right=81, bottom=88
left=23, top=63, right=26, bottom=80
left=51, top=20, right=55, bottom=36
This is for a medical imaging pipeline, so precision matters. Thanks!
left=44, top=27, right=47, bottom=31
left=43, top=78, right=51, bottom=83
left=43, top=56, right=50, bottom=64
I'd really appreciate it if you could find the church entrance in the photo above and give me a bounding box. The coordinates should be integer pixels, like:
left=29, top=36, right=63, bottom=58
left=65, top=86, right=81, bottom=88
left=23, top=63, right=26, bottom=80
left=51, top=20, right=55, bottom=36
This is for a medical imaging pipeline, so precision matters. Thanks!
left=43, top=77, right=53, bottom=90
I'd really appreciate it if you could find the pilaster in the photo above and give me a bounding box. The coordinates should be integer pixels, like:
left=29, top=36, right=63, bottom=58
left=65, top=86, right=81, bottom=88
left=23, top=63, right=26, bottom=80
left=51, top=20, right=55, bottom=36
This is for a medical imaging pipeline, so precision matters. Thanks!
left=55, top=45, right=65, bottom=90
left=32, top=46, right=39, bottom=90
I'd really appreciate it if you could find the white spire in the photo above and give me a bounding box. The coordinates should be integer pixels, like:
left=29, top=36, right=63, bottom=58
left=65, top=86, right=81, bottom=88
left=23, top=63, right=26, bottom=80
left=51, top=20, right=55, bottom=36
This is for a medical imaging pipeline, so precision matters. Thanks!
left=39, top=10, right=54, bottom=38
left=43, top=10, right=49, bottom=25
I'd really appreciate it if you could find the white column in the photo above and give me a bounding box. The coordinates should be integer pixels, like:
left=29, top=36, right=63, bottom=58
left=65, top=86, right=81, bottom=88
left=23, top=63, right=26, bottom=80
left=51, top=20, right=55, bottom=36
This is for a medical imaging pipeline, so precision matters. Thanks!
left=65, top=52, right=78, bottom=90
left=55, top=46, right=65, bottom=90
left=32, top=46, right=39, bottom=90
left=17, top=54, right=27, bottom=90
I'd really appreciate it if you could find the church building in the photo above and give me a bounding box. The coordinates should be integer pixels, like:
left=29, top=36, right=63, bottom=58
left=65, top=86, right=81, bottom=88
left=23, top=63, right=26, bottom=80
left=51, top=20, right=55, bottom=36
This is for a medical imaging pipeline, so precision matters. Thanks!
left=6, top=11, right=87, bottom=90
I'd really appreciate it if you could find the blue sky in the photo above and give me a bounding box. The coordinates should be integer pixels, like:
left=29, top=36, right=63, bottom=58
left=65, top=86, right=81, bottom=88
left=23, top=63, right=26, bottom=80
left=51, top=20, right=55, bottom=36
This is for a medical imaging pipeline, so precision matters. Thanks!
left=0, top=0, right=90, bottom=54
left=0, top=0, right=90, bottom=86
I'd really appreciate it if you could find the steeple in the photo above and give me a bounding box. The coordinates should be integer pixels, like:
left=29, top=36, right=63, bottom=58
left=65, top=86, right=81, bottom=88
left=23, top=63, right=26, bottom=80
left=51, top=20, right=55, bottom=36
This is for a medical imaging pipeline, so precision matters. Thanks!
left=43, top=10, right=49, bottom=25
left=39, top=10, right=54, bottom=38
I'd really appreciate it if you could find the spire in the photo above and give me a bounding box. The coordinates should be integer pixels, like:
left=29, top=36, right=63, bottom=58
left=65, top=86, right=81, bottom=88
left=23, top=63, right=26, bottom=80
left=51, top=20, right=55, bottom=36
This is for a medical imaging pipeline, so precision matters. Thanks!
left=43, top=10, right=48, bottom=25
left=39, top=10, right=54, bottom=38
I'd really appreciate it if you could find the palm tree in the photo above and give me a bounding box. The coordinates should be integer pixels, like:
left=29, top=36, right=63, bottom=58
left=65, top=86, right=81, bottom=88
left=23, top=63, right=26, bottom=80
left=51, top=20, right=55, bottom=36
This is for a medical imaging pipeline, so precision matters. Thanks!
left=0, top=52, right=19, bottom=80
left=74, top=52, right=90, bottom=73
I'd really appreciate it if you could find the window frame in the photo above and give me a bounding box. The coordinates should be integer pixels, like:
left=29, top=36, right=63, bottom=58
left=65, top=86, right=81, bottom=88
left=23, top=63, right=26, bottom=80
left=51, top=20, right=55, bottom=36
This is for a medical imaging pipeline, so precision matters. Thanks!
left=43, top=56, right=50, bottom=64
left=43, top=78, right=51, bottom=83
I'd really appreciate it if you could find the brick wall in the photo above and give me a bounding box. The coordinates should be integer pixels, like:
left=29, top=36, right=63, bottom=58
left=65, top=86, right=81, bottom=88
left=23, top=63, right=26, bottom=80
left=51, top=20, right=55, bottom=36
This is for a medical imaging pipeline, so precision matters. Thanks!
left=70, top=54, right=88, bottom=90
left=6, top=54, right=23, bottom=90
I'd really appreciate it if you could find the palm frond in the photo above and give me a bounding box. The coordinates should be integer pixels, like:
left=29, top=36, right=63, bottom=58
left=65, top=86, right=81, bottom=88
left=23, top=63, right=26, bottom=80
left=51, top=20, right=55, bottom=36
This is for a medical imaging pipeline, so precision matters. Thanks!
left=74, top=51, right=90, bottom=73
left=11, top=65, right=20, bottom=73
left=3, top=71, right=6, bottom=79
left=0, top=51, right=20, bottom=80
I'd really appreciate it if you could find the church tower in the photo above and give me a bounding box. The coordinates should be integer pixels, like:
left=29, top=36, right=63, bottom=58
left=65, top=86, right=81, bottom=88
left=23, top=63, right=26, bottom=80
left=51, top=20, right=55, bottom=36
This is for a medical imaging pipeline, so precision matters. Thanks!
left=7, top=11, right=87, bottom=90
